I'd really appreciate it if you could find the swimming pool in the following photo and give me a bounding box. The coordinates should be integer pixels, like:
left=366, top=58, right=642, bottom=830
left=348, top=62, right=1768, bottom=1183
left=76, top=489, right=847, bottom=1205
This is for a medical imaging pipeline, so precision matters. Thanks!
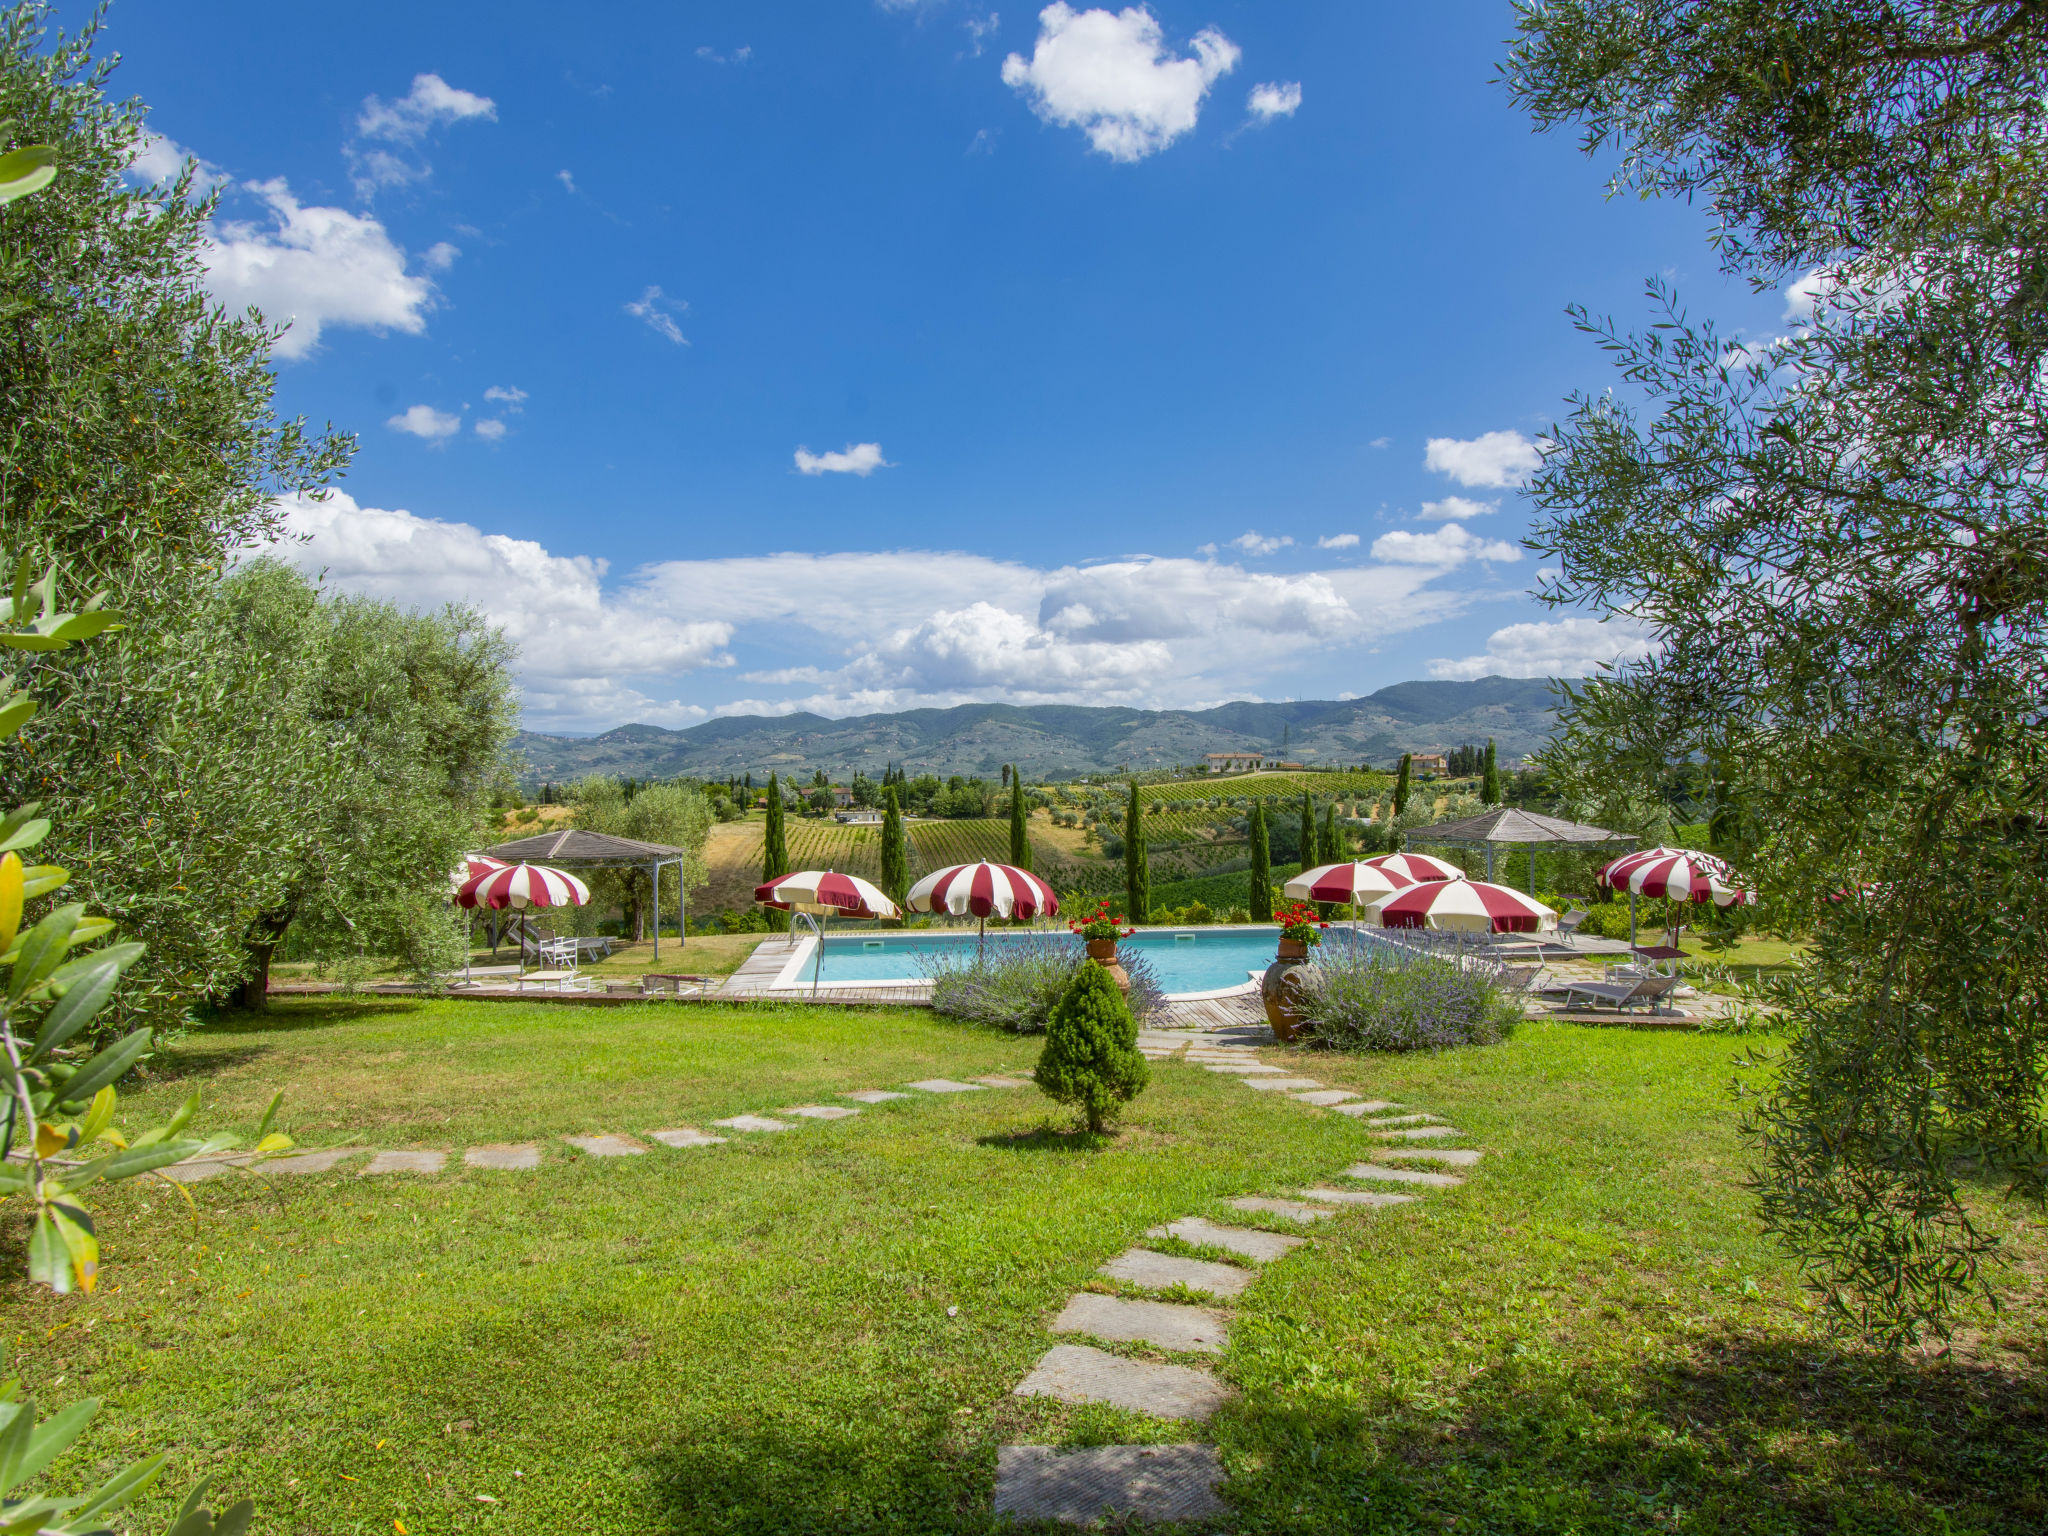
left=771, top=926, right=1296, bottom=999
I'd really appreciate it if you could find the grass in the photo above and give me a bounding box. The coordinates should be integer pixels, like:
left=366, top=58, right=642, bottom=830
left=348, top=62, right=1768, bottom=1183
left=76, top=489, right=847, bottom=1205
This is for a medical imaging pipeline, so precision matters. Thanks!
left=4, top=1004, right=2042, bottom=1534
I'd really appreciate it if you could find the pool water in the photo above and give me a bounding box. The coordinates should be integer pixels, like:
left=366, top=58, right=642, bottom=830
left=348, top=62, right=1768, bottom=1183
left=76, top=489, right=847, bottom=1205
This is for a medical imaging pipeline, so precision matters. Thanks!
left=791, top=926, right=1291, bottom=997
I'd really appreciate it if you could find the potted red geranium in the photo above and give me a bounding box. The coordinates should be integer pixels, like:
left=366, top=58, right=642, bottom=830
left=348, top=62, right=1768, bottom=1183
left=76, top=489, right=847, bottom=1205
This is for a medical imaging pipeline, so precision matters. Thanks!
left=1263, top=902, right=1328, bottom=1041
left=1069, top=899, right=1135, bottom=991
left=1275, top=902, right=1326, bottom=960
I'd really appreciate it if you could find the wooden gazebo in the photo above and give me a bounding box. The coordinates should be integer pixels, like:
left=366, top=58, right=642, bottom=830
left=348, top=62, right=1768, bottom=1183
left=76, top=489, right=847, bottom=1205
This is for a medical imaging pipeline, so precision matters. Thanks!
left=484, top=829, right=694, bottom=958
left=1406, top=806, right=1635, bottom=891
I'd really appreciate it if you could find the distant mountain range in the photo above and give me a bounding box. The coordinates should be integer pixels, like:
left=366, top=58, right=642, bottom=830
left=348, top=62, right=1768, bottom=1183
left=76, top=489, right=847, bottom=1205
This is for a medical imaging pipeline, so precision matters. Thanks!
left=510, top=677, right=1561, bottom=785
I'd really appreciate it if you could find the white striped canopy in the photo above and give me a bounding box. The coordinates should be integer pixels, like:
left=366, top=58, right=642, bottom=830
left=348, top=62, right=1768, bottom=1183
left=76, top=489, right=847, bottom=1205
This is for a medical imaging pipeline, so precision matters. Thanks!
left=448, top=854, right=508, bottom=895
left=1598, top=847, right=1754, bottom=907
left=1373, top=879, right=1558, bottom=934
left=755, top=869, right=900, bottom=919
left=1282, top=861, right=1414, bottom=904
left=454, top=862, right=590, bottom=911
left=1363, top=852, right=1467, bottom=884
left=905, top=861, right=1059, bottom=920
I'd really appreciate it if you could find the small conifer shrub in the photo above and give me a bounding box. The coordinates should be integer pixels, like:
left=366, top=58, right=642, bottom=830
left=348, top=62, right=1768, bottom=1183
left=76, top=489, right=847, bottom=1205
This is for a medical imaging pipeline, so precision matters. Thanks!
left=1034, top=960, right=1150, bottom=1133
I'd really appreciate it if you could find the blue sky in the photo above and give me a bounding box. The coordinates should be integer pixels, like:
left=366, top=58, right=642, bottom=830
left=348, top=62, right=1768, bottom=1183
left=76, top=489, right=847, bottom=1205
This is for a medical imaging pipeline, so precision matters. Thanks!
left=110, top=1, right=1781, bottom=733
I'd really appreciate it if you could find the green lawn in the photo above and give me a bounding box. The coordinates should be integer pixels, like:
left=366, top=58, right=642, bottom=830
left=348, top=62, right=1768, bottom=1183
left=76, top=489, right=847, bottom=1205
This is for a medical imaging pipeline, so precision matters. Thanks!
left=3, top=1001, right=2042, bottom=1534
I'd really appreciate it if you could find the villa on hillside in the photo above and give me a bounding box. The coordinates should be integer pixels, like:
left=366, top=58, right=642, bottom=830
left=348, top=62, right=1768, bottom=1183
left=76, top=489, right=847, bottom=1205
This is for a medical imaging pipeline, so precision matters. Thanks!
left=1204, top=751, right=1265, bottom=773
left=1411, top=752, right=1450, bottom=775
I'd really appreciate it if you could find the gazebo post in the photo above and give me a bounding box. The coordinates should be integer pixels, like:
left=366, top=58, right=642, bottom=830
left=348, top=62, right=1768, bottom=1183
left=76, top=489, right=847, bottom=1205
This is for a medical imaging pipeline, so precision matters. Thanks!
left=650, top=857, right=660, bottom=960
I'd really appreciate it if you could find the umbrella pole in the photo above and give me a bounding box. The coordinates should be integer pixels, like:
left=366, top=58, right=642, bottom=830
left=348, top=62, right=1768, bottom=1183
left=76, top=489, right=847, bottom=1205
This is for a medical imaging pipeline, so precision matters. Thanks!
left=1628, top=891, right=1638, bottom=948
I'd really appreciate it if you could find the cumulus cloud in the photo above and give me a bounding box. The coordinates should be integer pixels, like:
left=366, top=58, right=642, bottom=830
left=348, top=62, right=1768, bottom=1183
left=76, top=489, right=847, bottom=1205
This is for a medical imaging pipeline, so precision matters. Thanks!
left=1424, top=429, right=1541, bottom=489
left=422, top=241, right=460, bottom=271
left=1427, top=616, right=1658, bottom=681
left=483, top=385, right=527, bottom=410
left=474, top=419, right=508, bottom=442
left=1221, top=531, right=1292, bottom=556
left=1001, top=4, right=1239, bottom=161
left=387, top=404, right=462, bottom=441
left=794, top=442, right=891, bottom=476
left=1247, top=81, right=1301, bottom=121
left=126, top=133, right=227, bottom=193
left=1418, top=495, right=1496, bottom=521
left=265, top=493, right=734, bottom=731
left=1371, top=525, right=1521, bottom=566
left=625, top=285, right=687, bottom=344
left=349, top=73, right=496, bottom=198
left=203, top=179, right=434, bottom=359
left=1316, top=532, right=1359, bottom=549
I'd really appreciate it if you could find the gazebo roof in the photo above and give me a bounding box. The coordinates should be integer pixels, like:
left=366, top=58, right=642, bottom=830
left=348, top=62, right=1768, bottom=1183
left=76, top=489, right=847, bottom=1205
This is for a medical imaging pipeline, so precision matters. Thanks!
left=484, top=828, right=689, bottom=867
left=1409, top=807, right=1634, bottom=848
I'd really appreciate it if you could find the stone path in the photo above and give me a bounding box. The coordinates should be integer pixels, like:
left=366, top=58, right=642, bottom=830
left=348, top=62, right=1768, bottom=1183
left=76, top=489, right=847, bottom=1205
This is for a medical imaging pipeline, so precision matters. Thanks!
left=994, top=1017, right=1489, bottom=1525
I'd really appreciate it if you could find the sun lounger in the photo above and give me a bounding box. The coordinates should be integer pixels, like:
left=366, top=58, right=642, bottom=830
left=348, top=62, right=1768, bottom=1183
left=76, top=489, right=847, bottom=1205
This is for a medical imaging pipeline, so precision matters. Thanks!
left=1557, top=974, right=1682, bottom=1013
left=1496, top=965, right=1547, bottom=996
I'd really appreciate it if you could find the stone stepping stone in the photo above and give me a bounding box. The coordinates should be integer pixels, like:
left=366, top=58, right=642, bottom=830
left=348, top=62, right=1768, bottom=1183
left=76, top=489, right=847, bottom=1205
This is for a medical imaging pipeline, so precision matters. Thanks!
left=158, top=1161, right=228, bottom=1184
left=1301, top=1185, right=1417, bottom=1208
left=465, top=1144, right=543, bottom=1169
left=1363, top=1113, right=1440, bottom=1128
left=1050, top=1292, right=1228, bottom=1354
left=647, top=1128, right=726, bottom=1148
left=1149, top=1216, right=1305, bottom=1264
left=1099, top=1247, right=1252, bottom=1299
left=1243, top=1077, right=1323, bottom=1092
left=1331, top=1100, right=1403, bottom=1117
left=563, top=1134, right=646, bottom=1156
left=249, top=1148, right=364, bottom=1177
left=1229, top=1195, right=1335, bottom=1222
left=905, top=1079, right=985, bottom=1093
left=976, top=1076, right=1031, bottom=1088
left=781, top=1104, right=860, bottom=1120
left=1012, top=1344, right=1229, bottom=1422
left=1292, top=1089, right=1358, bottom=1106
left=1375, top=1125, right=1463, bottom=1141
left=994, top=1444, right=1227, bottom=1524
left=843, top=1090, right=911, bottom=1103
left=1342, top=1161, right=1463, bottom=1187
left=1381, top=1147, right=1483, bottom=1167
left=710, top=1115, right=795, bottom=1133
left=363, top=1149, right=446, bottom=1176
left=1205, top=1062, right=1285, bottom=1075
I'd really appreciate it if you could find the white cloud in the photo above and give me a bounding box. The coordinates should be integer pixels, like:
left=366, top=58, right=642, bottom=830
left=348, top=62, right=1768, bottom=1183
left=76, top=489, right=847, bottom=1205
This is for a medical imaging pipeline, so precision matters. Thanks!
left=1226, top=531, right=1292, bottom=556
left=625, top=285, right=687, bottom=344
left=422, top=240, right=461, bottom=271
left=1424, top=429, right=1541, bottom=489
left=965, top=13, right=1002, bottom=55
left=695, top=44, right=753, bottom=64
left=202, top=179, right=434, bottom=359
left=557, top=169, right=577, bottom=193
left=1316, top=532, right=1359, bottom=549
left=265, top=492, right=734, bottom=732
left=1001, top=4, right=1239, bottom=162
left=1418, top=495, right=1496, bottom=521
left=356, top=74, right=497, bottom=142
left=1371, top=525, right=1521, bottom=566
left=1427, top=616, right=1657, bottom=681
left=474, top=419, right=508, bottom=442
left=126, top=133, right=227, bottom=193
left=1367, top=435, right=1390, bottom=449
left=483, top=385, right=528, bottom=410
left=794, top=442, right=891, bottom=476
left=1247, top=81, right=1301, bottom=121
left=387, top=404, right=462, bottom=441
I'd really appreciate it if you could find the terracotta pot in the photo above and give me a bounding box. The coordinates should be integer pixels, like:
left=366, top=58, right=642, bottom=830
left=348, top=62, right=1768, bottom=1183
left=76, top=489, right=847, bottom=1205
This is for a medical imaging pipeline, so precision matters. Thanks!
left=1085, top=937, right=1131, bottom=992
left=1262, top=949, right=1312, bottom=1041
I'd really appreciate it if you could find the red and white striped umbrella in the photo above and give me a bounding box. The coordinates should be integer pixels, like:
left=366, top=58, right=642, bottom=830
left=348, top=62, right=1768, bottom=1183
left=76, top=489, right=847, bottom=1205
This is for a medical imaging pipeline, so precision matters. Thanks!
left=755, top=869, right=900, bottom=919
left=906, top=861, right=1059, bottom=920
left=455, top=862, right=590, bottom=911
left=1363, top=852, right=1467, bottom=884
left=1599, top=847, right=1753, bottom=907
left=1283, top=860, right=1415, bottom=904
left=448, top=853, right=508, bottom=895
left=1373, top=879, right=1558, bottom=934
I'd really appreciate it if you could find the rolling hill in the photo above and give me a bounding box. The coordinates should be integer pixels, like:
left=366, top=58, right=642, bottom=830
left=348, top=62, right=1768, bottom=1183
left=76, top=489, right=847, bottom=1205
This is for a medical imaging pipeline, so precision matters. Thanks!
left=511, top=676, right=1560, bottom=784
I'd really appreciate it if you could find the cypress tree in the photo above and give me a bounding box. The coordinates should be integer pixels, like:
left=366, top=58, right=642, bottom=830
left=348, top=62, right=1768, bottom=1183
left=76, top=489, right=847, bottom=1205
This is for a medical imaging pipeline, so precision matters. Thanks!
left=1008, top=766, right=1032, bottom=871
left=1247, top=801, right=1273, bottom=921
left=1322, top=803, right=1339, bottom=863
left=1123, top=780, right=1149, bottom=923
left=1393, top=753, right=1412, bottom=816
left=1298, top=791, right=1316, bottom=876
left=762, top=772, right=789, bottom=932
left=880, top=785, right=907, bottom=909
left=1034, top=961, right=1150, bottom=1133
left=1482, top=738, right=1501, bottom=806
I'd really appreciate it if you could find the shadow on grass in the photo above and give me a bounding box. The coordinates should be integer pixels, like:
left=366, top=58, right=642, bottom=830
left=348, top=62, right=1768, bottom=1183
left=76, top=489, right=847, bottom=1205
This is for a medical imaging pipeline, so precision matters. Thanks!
left=198, top=998, right=429, bottom=1036
left=976, top=1122, right=1119, bottom=1154
left=1223, top=1326, right=2048, bottom=1533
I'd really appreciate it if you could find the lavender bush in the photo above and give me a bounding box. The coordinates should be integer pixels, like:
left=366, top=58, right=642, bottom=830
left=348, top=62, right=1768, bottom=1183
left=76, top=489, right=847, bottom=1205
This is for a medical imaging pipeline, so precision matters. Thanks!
left=1296, top=932, right=1518, bottom=1053
left=922, top=933, right=1163, bottom=1033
